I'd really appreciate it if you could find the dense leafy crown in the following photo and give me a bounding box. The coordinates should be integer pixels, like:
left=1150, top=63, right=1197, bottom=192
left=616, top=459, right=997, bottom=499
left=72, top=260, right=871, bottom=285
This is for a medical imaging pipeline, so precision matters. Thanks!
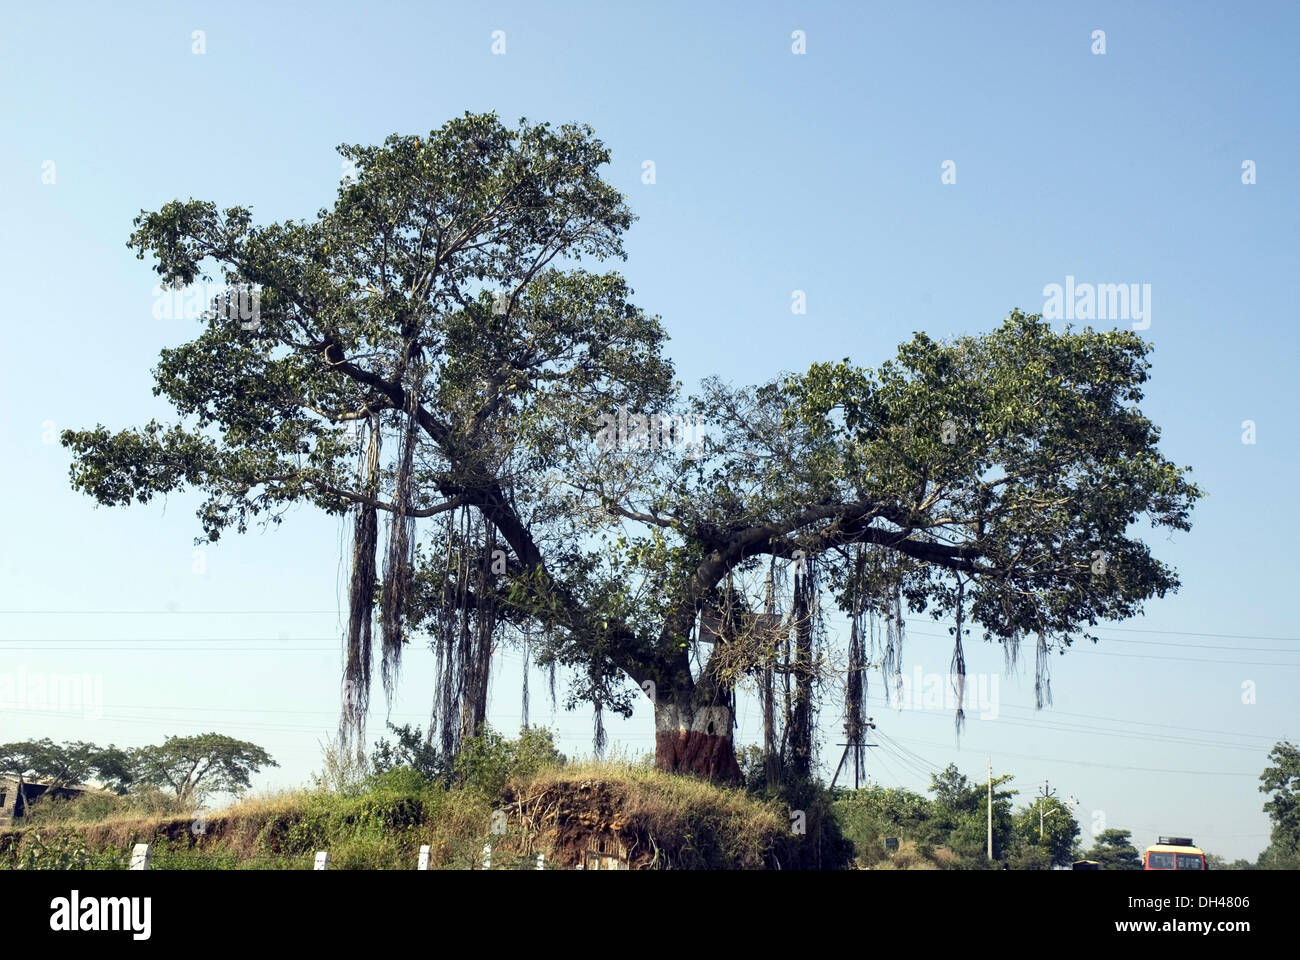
left=61, top=112, right=1202, bottom=754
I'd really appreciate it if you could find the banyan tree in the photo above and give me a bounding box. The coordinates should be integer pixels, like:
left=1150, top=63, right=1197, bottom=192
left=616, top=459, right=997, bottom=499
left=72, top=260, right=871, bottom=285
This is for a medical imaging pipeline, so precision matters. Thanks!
left=62, top=113, right=1202, bottom=781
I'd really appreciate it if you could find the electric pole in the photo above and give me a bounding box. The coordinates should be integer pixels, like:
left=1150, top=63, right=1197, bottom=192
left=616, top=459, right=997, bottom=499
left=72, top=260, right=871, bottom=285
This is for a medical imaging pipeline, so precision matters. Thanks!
left=1036, top=780, right=1058, bottom=841
left=830, top=717, right=876, bottom=790
left=986, top=757, right=992, bottom=860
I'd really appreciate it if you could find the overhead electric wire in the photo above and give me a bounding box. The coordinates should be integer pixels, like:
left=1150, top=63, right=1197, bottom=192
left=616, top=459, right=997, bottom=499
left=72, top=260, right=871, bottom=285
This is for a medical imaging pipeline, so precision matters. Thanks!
left=890, top=733, right=1263, bottom=777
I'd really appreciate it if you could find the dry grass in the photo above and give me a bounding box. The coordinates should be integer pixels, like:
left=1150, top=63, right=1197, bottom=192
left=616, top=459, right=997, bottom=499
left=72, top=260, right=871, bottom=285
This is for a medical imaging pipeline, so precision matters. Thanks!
left=506, top=760, right=793, bottom=869
left=866, top=839, right=959, bottom=870
left=0, top=762, right=845, bottom=870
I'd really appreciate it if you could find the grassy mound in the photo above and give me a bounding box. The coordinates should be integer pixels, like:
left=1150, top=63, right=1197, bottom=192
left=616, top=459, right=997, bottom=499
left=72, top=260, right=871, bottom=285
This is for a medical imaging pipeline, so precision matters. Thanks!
left=0, top=762, right=851, bottom=870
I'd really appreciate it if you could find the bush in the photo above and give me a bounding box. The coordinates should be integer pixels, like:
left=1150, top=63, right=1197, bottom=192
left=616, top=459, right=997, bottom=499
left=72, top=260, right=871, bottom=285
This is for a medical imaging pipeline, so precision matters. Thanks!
left=508, top=727, right=567, bottom=779
left=3, top=830, right=128, bottom=870
left=22, top=786, right=187, bottom=827
left=310, top=737, right=370, bottom=796
left=369, top=724, right=450, bottom=783
left=364, top=766, right=434, bottom=795
left=1006, top=838, right=1054, bottom=870
left=454, top=725, right=565, bottom=799
left=833, top=784, right=939, bottom=865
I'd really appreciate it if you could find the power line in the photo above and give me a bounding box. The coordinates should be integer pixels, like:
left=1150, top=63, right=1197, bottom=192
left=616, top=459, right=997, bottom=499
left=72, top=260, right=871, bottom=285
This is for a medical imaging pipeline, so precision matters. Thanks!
left=876, top=730, right=943, bottom=777
left=899, top=617, right=1300, bottom=644
left=890, top=734, right=1262, bottom=778
left=1079, top=651, right=1300, bottom=668
left=857, top=688, right=1288, bottom=748
left=874, top=737, right=938, bottom=782
left=2, top=610, right=1298, bottom=645
left=7, top=633, right=1298, bottom=671
left=1097, top=637, right=1300, bottom=653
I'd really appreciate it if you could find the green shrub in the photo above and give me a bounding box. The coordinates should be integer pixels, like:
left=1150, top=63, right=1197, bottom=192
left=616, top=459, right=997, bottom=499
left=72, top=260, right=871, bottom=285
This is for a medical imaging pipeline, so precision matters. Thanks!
left=22, top=786, right=187, bottom=827
left=454, top=725, right=565, bottom=799
left=364, top=765, right=434, bottom=795
left=369, top=724, right=450, bottom=783
left=3, top=830, right=128, bottom=870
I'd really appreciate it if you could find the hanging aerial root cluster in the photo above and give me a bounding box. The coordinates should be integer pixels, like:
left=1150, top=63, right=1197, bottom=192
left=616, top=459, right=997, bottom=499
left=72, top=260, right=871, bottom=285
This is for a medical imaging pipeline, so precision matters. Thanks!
left=844, top=547, right=868, bottom=785
left=427, top=507, right=501, bottom=759
left=338, top=344, right=513, bottom=763
left=950, top=577, right=967, bottom=733
left=1035, top=630, right=1053, bottom=708
left=341, top=413, right=381, bottom=750
left=879, top=581, right=906, bottom=706
left=379, top=346, right=424, bottom=704
left=787, top=560, right=817, bottom=780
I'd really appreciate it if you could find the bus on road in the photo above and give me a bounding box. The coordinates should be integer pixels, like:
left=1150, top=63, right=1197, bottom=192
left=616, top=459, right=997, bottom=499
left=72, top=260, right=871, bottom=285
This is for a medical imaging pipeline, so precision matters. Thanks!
left=1143, top=836, right=1206, bottom=870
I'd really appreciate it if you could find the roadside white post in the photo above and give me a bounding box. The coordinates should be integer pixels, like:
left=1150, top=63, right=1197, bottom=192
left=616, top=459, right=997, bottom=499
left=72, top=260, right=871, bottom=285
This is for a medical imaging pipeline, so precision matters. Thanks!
left=482, top=843, right=492, bottom=869
left=418, top=845, right=431, bottom=870
left=129, top=843, right=151, bottom=871
left=536, top=853, right=545, bottom=870
left=314, top=851, right=329, bottom=870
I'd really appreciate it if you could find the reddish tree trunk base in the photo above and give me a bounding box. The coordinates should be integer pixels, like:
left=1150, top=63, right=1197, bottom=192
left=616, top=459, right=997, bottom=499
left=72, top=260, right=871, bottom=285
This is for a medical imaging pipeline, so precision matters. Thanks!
left=653, top=703, right=741, bottom=782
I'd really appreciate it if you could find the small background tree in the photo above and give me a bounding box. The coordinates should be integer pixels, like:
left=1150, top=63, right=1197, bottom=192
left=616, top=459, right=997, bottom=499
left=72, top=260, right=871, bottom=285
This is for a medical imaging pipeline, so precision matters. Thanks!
left=132, top=733, right=277, bottom=804
left=1085, top=828, right=1143, bottom=869
left=1011, top=796, right=1081, bottom=867
left=1259, top=740, right=1300, bottom=869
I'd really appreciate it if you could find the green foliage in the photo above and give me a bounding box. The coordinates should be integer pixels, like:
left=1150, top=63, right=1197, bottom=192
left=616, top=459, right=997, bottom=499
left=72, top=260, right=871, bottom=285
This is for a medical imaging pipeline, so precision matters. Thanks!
left=3, top=760, right=825, bottom=870
left=774, top=310, right=1204, bottom=647
left=929, top=763, right=978, bottom=813
left=736, top=744, right=768, bottom=793
left=1085, top=828, right=1143, bottom=870
left=133, top=733, right=277, bottom=802
left=1204, top=853, right=1232, bottom=870
left=453, top=725, right=565, bottom=799
left=830, top=764, right=1024, bottom=868
left=0, top=739, right=135, bottom=793
left=4, top=830, right=128, bottom=870
left=61, top=112, right=680, bottom=731
left=1258, top=740, right=1300, bottom=869
left=834, top=785, right=938, bottom=866
left=1005, top=838, right=1054, bottom=870
left=249, top=780, right=494, bottom=870
left=1011, top=797, right=1081, bottom=867
left=453, top=728, right=514, bottom=798
left=0, top=735, right=275, bottom=810
left=508, top=726, right=568, bottom=780
left=55, top=108, right=1203, bottom=771
left=20, top=786, right=186, bottom=827
left=370, top=724, right=450, bottom=783
left=929, top=763, right=1015, bottom=862
left=365, top=766, right=434, bottom=795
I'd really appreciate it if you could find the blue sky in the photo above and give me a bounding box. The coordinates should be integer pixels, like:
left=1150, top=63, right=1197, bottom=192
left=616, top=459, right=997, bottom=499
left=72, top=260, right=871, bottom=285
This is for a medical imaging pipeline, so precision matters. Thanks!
left=1, top=1, right=1296, bottom=861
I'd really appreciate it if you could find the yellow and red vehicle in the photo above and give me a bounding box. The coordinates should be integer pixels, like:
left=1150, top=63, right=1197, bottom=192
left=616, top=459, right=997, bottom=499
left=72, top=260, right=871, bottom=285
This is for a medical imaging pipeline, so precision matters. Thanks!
left=1143, top=836, right=1206, bottom=870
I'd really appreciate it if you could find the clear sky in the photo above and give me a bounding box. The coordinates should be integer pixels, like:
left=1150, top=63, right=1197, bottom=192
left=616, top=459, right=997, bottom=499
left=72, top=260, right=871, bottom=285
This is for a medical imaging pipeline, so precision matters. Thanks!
left=1, top=1, right=1296, bottom=862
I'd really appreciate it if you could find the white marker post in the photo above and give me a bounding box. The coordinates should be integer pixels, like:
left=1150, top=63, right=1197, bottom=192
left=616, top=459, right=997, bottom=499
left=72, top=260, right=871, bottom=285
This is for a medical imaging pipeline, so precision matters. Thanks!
left=418, top=845, right=431, bottom=870
left=129, top=843, right=151, bottom=871
left=314, top=851, right=330, bottom=870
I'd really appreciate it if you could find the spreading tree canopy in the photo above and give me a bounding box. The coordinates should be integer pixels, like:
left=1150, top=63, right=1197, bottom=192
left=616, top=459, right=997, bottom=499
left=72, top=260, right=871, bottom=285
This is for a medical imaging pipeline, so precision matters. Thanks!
left=1259, top=740, right=1300, bottom=868
left=63, top=112, right=1202, bottom=780
left=1085, top=828, right=1144, bottom=870
left=132, top=733, right=278, bottom=802
left=0, top=739, right=135, bottom=793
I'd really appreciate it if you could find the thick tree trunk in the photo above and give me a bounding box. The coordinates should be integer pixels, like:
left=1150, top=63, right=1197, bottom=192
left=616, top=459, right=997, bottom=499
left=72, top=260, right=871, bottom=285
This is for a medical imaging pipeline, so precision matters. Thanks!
left=653, top=696, right=742, bottom=782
